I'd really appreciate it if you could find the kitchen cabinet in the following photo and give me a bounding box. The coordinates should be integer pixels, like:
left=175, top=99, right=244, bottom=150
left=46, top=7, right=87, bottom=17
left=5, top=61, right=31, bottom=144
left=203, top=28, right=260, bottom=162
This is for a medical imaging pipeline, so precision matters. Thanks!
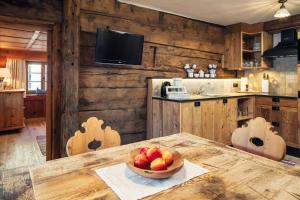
left=0, top=90, right=25, bottom=131
left=255, top=97, right=298, bottom=148
left=24, top=94, right=46, bottom=118
left=150, top=98, right=237, bottom=145
left=224, top=23, right=272, bottom=70
left=151, top=99, right=181, bottom=138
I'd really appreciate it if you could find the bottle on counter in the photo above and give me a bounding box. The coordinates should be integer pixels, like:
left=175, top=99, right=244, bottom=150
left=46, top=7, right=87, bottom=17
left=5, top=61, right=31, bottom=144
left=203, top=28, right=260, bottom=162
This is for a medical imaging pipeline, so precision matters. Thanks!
left=262, top=73, right=269, bottom=93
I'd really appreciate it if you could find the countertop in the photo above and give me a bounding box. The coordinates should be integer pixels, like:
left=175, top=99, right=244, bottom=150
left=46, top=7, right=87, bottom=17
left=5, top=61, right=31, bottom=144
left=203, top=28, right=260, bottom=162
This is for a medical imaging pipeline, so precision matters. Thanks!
left=153, top=92, right=298, bottom=102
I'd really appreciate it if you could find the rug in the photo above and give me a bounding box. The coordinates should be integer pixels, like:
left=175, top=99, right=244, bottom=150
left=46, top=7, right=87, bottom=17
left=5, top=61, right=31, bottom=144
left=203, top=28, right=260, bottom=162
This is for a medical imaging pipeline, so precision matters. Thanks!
left=36, top=135, right=46, bottom=156
left=0, top=166, right=34, bottom=200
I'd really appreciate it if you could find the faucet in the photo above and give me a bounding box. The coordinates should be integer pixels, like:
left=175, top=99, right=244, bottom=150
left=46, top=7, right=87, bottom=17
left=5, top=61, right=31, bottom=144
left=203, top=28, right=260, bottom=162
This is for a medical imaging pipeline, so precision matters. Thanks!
left=194, top=87, right=205, bottom=95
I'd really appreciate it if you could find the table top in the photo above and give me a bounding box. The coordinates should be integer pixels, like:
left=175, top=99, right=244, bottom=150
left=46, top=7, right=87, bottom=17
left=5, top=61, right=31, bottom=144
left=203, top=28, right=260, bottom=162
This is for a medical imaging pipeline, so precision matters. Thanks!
left=30, top=133, right=300, bottom=200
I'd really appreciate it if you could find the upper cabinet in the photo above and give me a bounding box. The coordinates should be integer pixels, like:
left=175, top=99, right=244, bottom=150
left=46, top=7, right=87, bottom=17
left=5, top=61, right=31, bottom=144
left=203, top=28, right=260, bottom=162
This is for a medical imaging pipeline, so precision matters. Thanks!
left=224, top=23, right=273, bottom=70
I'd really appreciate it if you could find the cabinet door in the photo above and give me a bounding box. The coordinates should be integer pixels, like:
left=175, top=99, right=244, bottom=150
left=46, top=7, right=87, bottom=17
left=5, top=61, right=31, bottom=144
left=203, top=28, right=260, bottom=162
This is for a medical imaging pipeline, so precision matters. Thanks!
left=181, top=101, right=214, bottom=140
left=162, top=101, right=181, bottom=136
left=152, top=100, right=181, bottom=138
left=214, top=99, right=237, bottom=145
left=255, top=105, right=272, bottom=121
left=224, top=29, right=241, bottom=70
left=279, top=107, right=297, bottom=148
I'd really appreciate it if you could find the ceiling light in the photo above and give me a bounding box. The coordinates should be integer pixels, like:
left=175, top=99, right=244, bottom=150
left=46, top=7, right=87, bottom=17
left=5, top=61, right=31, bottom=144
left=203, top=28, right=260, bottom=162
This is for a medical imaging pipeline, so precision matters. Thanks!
left=274, top=0, right=291, bottom=18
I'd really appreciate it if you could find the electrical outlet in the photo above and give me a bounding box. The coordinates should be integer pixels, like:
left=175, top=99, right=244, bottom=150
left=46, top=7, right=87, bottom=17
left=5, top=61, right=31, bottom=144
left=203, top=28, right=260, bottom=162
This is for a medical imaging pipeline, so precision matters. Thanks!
left=233, top=82, right=239, bottom=88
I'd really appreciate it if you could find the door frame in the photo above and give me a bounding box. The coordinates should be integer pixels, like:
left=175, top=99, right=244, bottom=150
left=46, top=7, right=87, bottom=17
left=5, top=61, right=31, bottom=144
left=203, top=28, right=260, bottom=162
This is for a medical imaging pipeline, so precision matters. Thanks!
left=0, top=16, right=62, bottom=160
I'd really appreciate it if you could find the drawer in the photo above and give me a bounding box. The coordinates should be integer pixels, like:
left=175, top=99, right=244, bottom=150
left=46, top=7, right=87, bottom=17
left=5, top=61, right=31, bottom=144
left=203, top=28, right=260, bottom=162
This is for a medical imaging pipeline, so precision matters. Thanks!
left=255, top=97, right=297, bottom=108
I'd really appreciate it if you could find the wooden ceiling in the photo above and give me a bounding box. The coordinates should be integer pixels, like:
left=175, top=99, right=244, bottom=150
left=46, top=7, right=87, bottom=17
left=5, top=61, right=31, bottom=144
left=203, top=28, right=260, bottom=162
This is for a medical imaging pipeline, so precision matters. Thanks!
left=0, top=24, right=47, bottom=52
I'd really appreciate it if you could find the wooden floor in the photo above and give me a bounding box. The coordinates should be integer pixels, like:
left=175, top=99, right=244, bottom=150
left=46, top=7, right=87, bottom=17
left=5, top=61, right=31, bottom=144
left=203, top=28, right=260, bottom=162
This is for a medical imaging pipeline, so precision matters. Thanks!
left=0, top=119, right=46, bottom=200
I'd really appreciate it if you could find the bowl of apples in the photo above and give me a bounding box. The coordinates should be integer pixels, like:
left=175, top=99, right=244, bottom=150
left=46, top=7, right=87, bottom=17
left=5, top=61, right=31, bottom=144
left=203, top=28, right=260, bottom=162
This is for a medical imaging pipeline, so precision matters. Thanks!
left=127, top=146, right=184, bottom=179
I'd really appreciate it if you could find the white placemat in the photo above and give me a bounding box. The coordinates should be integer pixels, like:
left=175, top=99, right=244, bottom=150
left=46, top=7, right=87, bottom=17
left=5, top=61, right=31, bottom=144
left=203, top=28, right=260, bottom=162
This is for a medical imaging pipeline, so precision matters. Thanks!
left=95, top=159, right=209, bottom=200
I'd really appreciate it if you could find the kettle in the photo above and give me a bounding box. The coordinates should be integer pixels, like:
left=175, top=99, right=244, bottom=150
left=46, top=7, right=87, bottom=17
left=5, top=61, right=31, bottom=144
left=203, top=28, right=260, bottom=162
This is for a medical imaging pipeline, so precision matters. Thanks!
left=161, top=81, right=171, bottom=98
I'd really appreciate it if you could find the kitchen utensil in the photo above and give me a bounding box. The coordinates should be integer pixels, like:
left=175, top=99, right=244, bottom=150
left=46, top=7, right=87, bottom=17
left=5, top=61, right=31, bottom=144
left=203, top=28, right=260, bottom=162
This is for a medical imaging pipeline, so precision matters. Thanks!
left=127, top=148, right=184, bottom=179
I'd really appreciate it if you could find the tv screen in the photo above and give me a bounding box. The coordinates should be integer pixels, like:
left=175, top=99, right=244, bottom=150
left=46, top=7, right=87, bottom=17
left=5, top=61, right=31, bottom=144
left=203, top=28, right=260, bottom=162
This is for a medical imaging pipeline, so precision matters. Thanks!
left=95, top=28, right=144, bottom=65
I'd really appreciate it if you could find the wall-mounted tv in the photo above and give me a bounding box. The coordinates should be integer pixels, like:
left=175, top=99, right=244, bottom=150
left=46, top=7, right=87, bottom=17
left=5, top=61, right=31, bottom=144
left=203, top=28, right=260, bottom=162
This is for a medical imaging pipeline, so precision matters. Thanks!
left=95, top=28, right=144, bottom=65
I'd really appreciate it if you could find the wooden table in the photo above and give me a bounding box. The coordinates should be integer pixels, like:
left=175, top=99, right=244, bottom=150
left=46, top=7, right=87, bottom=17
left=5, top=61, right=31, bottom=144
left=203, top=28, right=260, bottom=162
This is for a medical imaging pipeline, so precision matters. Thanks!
left=30, top=133, right=300, bottom=200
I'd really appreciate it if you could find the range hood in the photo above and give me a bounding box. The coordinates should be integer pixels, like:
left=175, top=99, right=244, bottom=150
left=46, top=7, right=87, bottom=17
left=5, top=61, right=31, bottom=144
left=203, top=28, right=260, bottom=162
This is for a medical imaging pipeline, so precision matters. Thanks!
left=263, top=29, right=298, bottom=58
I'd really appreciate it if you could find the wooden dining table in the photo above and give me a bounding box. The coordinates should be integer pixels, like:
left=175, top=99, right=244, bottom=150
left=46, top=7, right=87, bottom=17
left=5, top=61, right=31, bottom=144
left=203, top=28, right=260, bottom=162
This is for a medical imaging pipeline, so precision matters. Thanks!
left=30, top=133, right=300, bottom=200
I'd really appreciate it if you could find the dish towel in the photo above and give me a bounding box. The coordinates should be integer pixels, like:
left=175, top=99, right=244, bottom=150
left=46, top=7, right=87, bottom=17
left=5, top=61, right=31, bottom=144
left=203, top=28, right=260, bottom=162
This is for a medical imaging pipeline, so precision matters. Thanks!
left=95, top=159, right=209, bottom=200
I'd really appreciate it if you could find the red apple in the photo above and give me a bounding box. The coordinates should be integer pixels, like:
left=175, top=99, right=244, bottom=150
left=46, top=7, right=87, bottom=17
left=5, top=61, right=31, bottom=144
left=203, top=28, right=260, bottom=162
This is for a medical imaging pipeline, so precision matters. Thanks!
left=150, top=158, right=167, bottom=171
left=162, top=150, right=173, bottom=166
left=139, top=147, right=149, bottom=155
left=146, top=147, right=162, bottom=161
left=134, top=153, right=150, bottom=169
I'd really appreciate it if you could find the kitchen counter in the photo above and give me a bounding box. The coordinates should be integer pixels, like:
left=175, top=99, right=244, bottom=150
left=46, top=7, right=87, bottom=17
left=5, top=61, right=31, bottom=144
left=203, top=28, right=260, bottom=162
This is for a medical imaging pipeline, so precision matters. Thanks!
left=153, top=92, right=297, bottom=102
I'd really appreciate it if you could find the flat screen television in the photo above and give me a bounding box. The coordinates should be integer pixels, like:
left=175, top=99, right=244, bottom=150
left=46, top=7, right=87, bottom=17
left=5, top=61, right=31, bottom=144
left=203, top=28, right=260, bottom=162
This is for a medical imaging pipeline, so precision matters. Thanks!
left=95, top=28, right=144, bottom=65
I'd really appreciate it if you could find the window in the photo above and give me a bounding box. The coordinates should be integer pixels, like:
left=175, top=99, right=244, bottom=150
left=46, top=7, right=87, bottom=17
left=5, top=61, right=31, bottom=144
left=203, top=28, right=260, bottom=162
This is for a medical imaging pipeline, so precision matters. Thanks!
left=27, top=62, right=47, bottom=92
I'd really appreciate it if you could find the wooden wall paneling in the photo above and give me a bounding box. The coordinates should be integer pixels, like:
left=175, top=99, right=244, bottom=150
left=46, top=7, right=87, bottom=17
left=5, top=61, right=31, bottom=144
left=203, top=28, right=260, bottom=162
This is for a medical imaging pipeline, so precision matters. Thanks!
left=80, top=0, right=224, bottom=35
left=80, top=13, right=224, bottom=54
left=0, top=0, right=62, bottom=23
left=78, top=0, right=236, bottom=144
left=60, top=0, right=80, bottom=157
left=264, top=14, right=300, bottom=32
left=0, top=48, right=47, bottom=61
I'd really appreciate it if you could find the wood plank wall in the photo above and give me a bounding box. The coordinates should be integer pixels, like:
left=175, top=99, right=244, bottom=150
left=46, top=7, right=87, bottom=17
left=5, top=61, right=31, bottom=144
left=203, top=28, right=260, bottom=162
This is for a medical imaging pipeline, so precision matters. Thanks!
left=79, top=0, right=236, bottom=144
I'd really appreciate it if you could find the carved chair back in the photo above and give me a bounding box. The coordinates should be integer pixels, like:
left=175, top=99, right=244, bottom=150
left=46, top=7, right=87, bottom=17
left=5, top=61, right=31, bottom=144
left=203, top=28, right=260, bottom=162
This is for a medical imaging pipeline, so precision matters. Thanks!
left=66, top=117, right=121, bottom=156
left=231, top=117, right=286, bottom=161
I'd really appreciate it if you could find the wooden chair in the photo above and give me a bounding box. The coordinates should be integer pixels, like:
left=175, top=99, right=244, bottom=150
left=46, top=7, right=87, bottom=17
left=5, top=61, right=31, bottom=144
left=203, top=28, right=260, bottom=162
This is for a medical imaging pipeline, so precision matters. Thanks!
left=66, top=117, right=121, bottom=156
left=231, top=117, right=286, bottom=161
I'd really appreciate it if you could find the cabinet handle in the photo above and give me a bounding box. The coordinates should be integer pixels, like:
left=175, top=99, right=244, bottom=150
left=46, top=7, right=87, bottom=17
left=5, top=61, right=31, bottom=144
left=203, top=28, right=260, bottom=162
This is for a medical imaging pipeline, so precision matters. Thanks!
left=272, top=106, right=280, bottom=111
left=223, top=99, right=228, bottom=104
left=194, top=101, right=201, bottom=107
left=272, top=97, right=280, bottom=102
left=272, top=122, right=280, bottom=127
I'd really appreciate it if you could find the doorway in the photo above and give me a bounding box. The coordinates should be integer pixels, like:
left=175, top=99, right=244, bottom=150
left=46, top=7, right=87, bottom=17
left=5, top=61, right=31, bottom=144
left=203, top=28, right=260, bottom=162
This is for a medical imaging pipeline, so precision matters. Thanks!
left=0, top=18, right=60, bottom=165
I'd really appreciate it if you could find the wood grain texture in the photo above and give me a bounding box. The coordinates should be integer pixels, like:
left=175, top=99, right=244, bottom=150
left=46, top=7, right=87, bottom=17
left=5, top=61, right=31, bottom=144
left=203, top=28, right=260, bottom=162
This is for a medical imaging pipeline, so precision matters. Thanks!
left=232, top=117, right=286, bottom=161
left=0, top=91, right=25, bottom=131
left=66, top=117, right=120, bottom=156
left=255, top=97, right=298, bottom=148
left=60, top=0, right=80, bottom=157
left=78, top=0, right=236, bottom=144
left=181, top=99, right=237, bottom=145
left=30, top=133, right=300, bottom=200
left=0, top=0, right=62, bottom=23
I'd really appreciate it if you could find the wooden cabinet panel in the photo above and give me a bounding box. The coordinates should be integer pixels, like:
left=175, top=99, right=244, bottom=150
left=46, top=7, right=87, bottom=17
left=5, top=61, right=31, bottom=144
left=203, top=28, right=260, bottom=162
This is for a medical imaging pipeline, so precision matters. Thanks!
left=255, top=97, right=297, bottom=108
left=255, top=103, right=298, bottom=148
left=152, top=99, right=163, bottom=138
left=152, top=100, right=180, bottom=138
left=0, top=91, right=25, bottom=131
left=24, top=95, right=46, bottom=118
left=181, top=99, right=237, bottom=145
left=162, top=101, right=181, bottom=136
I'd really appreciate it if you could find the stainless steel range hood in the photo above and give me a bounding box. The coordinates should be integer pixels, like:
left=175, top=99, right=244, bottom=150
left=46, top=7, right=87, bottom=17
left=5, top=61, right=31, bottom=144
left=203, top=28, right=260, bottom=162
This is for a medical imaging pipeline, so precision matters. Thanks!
left=263, top=29, right=298, bottom=59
